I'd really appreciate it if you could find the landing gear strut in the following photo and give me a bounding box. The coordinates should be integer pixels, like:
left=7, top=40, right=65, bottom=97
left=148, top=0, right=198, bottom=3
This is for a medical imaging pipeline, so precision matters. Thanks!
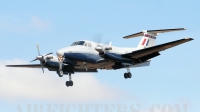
left=124, top=67, right=132, bottom=79
left=66, top=73, right=73, bottom=87
left=57, top=56, right=64, bottom=77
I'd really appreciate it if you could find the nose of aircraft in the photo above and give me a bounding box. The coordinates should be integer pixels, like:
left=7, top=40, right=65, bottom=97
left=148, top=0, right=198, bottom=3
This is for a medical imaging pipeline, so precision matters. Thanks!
left=56, top=49, right=64, bottom=58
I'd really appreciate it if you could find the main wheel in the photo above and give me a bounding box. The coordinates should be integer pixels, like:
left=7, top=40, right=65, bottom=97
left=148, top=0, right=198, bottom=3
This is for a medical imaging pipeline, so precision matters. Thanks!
left=57, top=70, right=63, bottom=77
left=65, top=81, right=73, bottom=87
left=127, top=72, right=132, bottom=78
left=124, top=73, right=128, bottom=79
left=66, top=81, right=69, bottom=87
left=69, top=81, right=73, bottom=86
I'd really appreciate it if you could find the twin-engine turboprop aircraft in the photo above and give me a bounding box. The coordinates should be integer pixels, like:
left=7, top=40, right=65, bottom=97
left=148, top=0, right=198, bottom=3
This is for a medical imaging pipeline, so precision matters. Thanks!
left=6, top=28, right=193, bottom=87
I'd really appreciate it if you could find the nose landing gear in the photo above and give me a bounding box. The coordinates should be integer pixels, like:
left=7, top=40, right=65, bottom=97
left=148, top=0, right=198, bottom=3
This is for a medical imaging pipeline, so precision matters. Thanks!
left=57, top=70, right=63, bottom=77
left=57, top=57, right=64, bottom=77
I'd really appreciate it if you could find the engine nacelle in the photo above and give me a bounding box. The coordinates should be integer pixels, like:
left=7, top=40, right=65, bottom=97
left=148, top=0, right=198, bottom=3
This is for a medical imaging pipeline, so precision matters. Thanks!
left=95, top=46, right=103, bottom=53
left=105, top=46, right=112, bottom=50
left=95, top=45, right=112, bottom=53
left=46, top=55, right=53, bottom=59
left=36, top=56, right=43, bottom=60
left=36, top=55, right=53, bottom=62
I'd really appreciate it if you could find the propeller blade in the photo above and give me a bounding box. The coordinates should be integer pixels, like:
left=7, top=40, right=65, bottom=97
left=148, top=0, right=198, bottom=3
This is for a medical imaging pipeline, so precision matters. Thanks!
left=92, top=33, right=103, bottom=43
left=44, top=52, right=53, bottom=56
left=40, top=61, right=44, bottom=73
left=109, top=41, right=112, bottom=46
left=36, top=43, right=41, bottom=55
left=42, top=66, right=44, bottom=73
left=30, top=59, right=37, bottom=63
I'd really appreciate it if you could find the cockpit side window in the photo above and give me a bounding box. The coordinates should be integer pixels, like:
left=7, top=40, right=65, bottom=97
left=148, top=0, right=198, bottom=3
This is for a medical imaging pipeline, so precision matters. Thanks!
left=71, top=42, right=75, bottom=46
left=77, top=41, right=85, bottom=45
left=71, top=41, right=85, bottom=46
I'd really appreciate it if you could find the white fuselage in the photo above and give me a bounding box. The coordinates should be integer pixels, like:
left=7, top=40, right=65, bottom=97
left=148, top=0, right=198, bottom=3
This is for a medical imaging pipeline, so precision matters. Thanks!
left=56, top=40, right=137, bottom=70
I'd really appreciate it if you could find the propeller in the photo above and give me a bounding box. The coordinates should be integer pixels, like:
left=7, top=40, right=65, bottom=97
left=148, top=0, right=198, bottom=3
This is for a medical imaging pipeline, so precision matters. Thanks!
left=37, top=43, right=41, bottom=55
left=30, top=43, right=53, bottom=73
left=92, top=33, right=113, bottom=54
left=95, top=41, right=112, bottom=54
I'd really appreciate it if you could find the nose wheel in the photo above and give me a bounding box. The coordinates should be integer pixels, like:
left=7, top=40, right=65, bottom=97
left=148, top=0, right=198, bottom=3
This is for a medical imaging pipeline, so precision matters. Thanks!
left=57, top=70, right=64, bottom=77
left=66, top=73, right=73, bottom=87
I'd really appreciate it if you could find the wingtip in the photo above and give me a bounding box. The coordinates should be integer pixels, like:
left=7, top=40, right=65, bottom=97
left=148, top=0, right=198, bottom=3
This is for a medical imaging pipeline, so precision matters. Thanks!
left=5, top=65, right=11, bottom=67
left=184, top=37, right=194, bottom=40
left=175, top=28, right=186, bottom=31
left=172, top=28, right=186, bottom=31
left=123, top=37, right=126, bottom=39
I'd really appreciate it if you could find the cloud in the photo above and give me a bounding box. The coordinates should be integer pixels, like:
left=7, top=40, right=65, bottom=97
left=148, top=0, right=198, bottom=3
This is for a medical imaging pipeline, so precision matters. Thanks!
left=29, top=15, right=52, bottom=31
left=0, top=59, right=126, bottom=102
left=0, top=15, right=52, bottom=33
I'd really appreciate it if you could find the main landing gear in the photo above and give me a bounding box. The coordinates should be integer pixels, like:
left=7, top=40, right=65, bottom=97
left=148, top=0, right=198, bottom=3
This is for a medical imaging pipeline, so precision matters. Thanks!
left=124, top=67, right=132, bottom=79
left=66, top=73, right=73, bottom=87
left=57, top=69, right=73, bottom=87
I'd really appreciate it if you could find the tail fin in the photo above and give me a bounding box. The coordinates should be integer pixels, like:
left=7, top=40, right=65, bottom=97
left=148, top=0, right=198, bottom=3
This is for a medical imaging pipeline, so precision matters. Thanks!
left=123, top=28, right=186, bottom=49
left=137, top=31, right=157, bottom=49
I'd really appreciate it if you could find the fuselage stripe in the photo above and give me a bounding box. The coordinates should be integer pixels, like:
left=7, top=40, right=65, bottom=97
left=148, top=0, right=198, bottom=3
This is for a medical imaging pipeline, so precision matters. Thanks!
left=146, top=39, right=149, bottom=46
left=142, top=38, right=147, bottom=45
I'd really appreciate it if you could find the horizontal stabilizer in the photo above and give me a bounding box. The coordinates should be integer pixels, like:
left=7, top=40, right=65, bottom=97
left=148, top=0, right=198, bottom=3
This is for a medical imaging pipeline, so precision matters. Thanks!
left=123, top=28, right=186, bottom=39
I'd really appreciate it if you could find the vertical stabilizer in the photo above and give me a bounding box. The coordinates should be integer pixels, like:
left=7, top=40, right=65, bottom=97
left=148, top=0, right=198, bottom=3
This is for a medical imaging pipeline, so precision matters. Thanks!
left=137, top=31, right=157, bottom=49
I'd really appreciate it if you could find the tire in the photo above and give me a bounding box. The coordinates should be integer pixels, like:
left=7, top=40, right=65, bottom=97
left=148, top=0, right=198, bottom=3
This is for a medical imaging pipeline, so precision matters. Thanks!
left=124, top=73, right=128, bottom=79
left=66, top=81, right=69, bottom=87
left=69, top=81, right=73, bottom=86
left=128, top=72, right=132, bottom=78
left=57, top=70, right=63, bottom=77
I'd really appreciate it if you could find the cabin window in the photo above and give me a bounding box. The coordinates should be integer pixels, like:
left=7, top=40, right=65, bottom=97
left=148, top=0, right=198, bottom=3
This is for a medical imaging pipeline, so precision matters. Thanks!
left=88, top=43, right=92, bottom=47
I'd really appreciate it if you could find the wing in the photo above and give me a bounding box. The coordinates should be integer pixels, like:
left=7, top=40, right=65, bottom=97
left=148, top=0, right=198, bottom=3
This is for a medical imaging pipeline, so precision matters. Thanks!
left=74, top=69, right=98, bottom=72
left=6, top=64, right=44, bottom=68
left=6, top=64, right=98, bottom=72
left=122, top=38, right=193, bottom=59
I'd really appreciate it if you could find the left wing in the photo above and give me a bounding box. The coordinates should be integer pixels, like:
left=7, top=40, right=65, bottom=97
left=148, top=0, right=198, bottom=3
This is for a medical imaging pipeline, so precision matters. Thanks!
left=6, top=64, right=98, bottom=72
left=6, top=64, right=43, bottom=68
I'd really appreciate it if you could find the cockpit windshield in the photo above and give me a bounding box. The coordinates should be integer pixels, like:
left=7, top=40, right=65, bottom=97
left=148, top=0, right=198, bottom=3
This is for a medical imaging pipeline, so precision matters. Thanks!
left=71, top=41, right=85, bottom=46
